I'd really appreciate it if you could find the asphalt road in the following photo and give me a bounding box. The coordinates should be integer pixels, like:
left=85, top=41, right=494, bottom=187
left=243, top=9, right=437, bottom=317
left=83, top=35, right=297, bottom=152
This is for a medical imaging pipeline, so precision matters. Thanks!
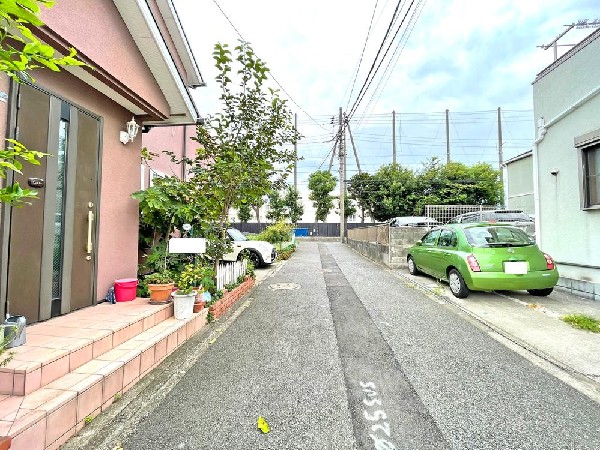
left=112, top=242, right=600, bottom=449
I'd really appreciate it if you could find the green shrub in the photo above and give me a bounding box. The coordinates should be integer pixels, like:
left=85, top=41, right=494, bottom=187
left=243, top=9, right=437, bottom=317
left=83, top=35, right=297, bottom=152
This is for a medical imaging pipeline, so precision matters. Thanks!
left=177, top=264, right=215, bottom=293
left=277, top=243, right=297, bottom=260
left=144, top=271, right=174, bottom=284
left=257, top=221, right=293, bottom=246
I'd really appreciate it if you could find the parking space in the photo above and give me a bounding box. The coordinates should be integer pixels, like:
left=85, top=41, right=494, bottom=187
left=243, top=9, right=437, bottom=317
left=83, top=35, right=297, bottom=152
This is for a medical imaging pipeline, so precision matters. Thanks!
left=398, top=268, right=600, bottom=380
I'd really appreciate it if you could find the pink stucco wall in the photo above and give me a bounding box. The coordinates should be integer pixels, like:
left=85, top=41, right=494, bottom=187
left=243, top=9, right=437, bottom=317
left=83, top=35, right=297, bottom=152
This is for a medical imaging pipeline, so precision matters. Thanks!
left=40, top=0, right=170, bottom=117
left=142, top=125, right=198, bottom=183
left=34, top=69, right=141, bottom=299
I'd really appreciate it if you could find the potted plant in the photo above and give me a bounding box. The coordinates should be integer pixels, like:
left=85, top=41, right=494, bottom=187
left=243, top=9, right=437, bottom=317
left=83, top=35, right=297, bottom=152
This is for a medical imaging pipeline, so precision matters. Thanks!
left=144, top=271, right=175, bottom=303
left=178, top=264, right=215, bottom=312
left=172, top=277, right=196, bottom=320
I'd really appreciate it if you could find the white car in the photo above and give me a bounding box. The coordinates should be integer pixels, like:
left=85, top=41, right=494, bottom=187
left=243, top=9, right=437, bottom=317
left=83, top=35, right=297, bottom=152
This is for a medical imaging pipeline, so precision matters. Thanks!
left=388, top=216, right=439, bottom=227
left=222, top=228, right=277, bottom=267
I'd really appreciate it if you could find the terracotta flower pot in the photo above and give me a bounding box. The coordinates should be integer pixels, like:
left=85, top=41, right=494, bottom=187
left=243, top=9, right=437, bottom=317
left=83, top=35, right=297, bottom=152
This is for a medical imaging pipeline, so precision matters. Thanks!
left=193, top=301, right=206, bottom=313
left=148, top=283, right=175, bottom=301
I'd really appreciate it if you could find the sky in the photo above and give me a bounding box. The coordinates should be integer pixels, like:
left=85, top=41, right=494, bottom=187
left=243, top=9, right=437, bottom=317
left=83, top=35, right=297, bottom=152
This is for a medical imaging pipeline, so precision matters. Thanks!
left=171, top=0, right=598, bottom=220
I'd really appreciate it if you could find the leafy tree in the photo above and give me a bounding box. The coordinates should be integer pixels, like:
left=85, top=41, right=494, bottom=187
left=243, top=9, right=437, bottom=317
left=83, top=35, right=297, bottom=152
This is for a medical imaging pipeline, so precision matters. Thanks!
left=132, top=176, right=204, bottom=271
left=284, top=185, right=304, bottom=224
left=415, top=157, right=502, bottom=212
left=237, top=203, right=251, bottom=223
left=339, top=196, right=357, bottom=219
left=308, top=170, right=337, bottom=222
left=266, top=189, right=286, bottom=223
left=181, top=41, right=299, bottom=263
left=0, top=0, right=85, bottom=206
left=368, top=164, right=420, bottom=221
left=348, top=172, right=374, bottom=222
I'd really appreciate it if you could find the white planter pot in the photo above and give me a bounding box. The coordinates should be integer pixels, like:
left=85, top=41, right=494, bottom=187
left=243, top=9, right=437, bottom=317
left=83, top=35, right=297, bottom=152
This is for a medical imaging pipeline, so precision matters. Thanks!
left=173, top=291, right=196, bottom=320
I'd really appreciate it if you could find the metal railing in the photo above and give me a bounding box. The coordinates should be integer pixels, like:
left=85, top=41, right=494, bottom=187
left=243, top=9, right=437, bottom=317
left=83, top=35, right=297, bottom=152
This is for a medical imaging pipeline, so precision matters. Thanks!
left=424, top=204, right=499, bottom=224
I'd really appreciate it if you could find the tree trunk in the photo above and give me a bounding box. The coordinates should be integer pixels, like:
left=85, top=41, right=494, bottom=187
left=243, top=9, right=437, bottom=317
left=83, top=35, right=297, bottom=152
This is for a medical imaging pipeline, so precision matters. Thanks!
left=253, top=205, right=261, bottom=224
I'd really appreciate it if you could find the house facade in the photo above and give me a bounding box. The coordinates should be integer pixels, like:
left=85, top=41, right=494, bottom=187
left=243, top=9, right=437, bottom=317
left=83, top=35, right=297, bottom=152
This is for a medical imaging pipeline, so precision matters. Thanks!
left=0, top=0, right=203, bottom=323
left=532, top=28, right=600, bottom=299
left=503, top=151, right=534, bottom=216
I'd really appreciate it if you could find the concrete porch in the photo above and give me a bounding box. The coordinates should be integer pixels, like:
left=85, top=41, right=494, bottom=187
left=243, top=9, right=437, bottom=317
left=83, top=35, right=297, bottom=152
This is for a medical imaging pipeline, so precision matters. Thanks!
left=0, top=298, right=208, bottom=450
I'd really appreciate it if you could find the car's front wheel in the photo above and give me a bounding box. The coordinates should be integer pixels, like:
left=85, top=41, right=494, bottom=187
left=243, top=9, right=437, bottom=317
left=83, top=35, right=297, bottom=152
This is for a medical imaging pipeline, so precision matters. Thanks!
left=448, top=269, right=469, bottom=298
left=241, top=249, right=263, bottom=268
left=407, top=256, right=419, bottom=275
left=527, top=288, right=553, bottom=296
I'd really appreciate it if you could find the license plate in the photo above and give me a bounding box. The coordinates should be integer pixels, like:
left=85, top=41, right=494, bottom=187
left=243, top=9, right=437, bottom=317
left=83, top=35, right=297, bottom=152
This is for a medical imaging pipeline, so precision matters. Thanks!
left=504, top=261, right=527, bottom=274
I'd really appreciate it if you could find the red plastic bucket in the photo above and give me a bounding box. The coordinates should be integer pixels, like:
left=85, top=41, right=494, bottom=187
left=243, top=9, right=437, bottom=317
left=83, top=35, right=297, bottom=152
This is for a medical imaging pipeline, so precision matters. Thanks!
left=114, top=278, right=138, bottom=302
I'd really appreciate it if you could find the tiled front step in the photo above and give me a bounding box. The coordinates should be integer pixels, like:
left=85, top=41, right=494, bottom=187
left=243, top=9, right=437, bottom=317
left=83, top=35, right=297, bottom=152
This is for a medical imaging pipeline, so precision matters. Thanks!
left=0, top=308, right=208, bottom=450
left=0, top=299, right=173, bottom=396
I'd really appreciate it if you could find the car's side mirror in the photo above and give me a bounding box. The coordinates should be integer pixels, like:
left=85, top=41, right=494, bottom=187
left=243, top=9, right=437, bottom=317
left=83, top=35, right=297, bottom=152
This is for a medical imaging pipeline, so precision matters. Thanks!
left=415, top=240, right=422, bottom=246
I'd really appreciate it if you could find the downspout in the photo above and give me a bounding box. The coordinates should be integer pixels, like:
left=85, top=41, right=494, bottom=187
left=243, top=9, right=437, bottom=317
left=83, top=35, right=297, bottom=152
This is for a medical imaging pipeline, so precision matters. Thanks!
left=532, top=82, right=600, bottom=250
left=182, top=125, right=187, bottom=181
left=532, top=133, right=542, bottom=249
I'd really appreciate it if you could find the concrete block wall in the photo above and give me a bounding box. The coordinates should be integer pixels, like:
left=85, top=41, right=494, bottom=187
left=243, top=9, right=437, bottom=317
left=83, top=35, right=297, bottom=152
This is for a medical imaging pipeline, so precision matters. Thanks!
left=389, top=227, right=429, bottom=268
left=346, top=239, right=389, bottom=266
left=347, top=227, right=428, bottom=269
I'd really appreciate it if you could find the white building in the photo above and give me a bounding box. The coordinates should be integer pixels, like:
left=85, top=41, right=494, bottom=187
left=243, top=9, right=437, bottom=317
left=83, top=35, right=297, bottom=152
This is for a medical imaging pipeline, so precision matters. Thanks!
left=532, top=28, right=600, bottom=300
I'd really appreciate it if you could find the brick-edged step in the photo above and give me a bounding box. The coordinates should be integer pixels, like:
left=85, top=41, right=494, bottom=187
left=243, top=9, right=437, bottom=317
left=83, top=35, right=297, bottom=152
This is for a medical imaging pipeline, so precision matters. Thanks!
left=0, top=308, right=208, bottom=450
left=0, top=299, right=173, bottom=396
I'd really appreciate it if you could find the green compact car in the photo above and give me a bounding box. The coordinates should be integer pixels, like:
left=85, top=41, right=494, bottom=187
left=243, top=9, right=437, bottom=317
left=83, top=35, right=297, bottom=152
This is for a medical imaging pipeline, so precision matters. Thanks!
left=407, top=223, right=558, bottom=298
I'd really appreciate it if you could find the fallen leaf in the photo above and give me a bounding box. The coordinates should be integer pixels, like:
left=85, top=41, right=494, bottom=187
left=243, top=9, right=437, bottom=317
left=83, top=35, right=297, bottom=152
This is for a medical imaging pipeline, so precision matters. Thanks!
left=257, top=416, right=270, bottom=434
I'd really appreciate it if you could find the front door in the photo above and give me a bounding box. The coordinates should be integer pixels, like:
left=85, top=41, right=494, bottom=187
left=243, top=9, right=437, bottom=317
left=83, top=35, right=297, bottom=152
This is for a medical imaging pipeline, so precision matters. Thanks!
left=4, top=84, right=101, bottom=322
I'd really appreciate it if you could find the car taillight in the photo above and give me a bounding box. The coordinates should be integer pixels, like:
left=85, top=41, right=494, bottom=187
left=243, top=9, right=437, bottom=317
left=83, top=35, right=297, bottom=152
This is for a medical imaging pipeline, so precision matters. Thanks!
left=543, top=253, right=555, bottom=270
left=466, top=254, right=481, bottom=272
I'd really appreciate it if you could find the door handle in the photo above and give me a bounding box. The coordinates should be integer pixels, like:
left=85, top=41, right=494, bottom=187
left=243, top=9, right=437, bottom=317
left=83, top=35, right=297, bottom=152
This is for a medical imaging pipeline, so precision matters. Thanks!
left=86, top=210, right=94, bottom=255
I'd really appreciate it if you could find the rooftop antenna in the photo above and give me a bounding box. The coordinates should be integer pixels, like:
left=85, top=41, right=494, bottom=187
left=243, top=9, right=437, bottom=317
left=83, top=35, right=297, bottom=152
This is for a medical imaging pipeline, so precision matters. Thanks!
left=538, top=19, right=600, bottom=61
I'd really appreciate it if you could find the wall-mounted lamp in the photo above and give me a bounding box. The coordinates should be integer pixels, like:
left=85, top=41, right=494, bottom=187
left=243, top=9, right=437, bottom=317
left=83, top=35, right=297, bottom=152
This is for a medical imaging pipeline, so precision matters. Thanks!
left=119, top=116, right=140, bottom=144
left=550, top=168, right=559, bottom=175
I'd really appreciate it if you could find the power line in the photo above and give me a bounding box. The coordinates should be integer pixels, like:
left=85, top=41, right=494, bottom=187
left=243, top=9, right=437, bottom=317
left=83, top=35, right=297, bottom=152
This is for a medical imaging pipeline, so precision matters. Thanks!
left=346, top=0, right=405, bottom=119
left=343, top=0, right=380, bottom=111
left=210, top=0, right=328, bottom=132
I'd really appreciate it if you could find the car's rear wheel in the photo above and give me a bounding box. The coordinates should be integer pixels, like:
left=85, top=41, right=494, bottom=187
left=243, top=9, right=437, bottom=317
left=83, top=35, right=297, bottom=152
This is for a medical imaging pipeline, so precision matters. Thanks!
left=448, top=269, right=469, bottom=298
left=407, top=256, right=419, bottom=275
left=527, top=288, right=553, bottom=296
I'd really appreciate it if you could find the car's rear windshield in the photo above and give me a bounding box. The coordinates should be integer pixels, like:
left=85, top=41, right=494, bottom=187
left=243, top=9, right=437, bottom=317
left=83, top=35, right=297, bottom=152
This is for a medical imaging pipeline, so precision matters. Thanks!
left=464, top=226, right=534, bottom=248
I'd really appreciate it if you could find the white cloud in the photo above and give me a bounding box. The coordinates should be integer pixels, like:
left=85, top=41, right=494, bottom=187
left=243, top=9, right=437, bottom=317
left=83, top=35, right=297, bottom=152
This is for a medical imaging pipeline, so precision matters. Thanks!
left=172, top=0, right=599, bottom=220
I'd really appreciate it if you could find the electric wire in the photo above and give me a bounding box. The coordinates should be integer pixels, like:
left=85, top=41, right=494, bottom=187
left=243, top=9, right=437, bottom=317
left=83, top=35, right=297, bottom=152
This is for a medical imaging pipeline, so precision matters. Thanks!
left=210, top=0, right=328, bottom=131
left=346, top=0, right=405, bottom=120
left=348, top=0, right=419, bottom=120
left=343, top=0, right=380, bottom=111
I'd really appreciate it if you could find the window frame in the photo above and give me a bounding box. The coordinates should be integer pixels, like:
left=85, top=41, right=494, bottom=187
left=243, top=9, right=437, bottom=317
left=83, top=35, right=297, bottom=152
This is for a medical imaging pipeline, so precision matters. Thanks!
left=575, top=130, right=600, bottom=211
left=582, top=144, right=599, bottom=208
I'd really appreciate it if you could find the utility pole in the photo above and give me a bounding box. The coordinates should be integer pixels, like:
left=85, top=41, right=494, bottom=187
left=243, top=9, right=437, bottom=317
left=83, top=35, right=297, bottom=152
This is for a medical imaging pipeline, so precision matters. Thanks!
left=293, top=113, right=297, bottom=189
left=445, top=109, right=450, bottom=163
left=338, top=107, right=345, bottom=241
left=392, top=110, right=396, bottom=165
left=498, top=107, right=504, bottom=208
left=497, top=107, right=503, bottom=171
